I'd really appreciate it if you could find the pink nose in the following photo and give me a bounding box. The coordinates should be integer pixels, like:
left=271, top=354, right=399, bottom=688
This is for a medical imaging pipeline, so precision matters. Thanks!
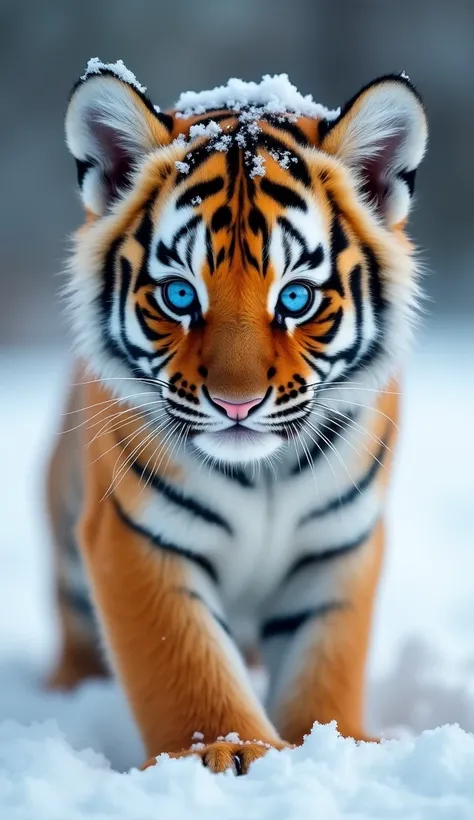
left=211, top=396, right=264, bottom=420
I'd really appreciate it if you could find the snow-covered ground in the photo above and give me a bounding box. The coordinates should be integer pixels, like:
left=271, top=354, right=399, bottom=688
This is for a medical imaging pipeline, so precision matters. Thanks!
left=0, top=323, right=473, bottom=818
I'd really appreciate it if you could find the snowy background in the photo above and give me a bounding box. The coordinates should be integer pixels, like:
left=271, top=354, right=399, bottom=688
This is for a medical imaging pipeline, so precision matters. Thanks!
left=1, top=320, right=473, bottom=817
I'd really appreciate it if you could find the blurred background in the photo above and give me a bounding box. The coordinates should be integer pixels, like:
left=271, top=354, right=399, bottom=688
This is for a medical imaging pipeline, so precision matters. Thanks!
left=1, top=0, right=474, bottom=341
left=0, top=0, right=473, bottom=748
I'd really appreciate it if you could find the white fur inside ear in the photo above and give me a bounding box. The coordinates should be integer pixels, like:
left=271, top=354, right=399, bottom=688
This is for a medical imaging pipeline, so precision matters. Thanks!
left=328, top=80, right=428, bottom=225
left=66, top=75, right=158, bottom=213
left=339, top=82, right=427, bottom=173
left=66, top=75, right=156, bottom=162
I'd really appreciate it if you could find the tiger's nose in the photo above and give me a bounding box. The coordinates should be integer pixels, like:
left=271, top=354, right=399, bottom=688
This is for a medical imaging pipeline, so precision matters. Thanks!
left=211, top=395, right=264, bottom=420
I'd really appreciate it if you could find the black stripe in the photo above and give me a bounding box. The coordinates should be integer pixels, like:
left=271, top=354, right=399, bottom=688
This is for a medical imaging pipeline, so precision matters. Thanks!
left=257, top=132, right=311, bottom=186
left=205, top=227, right=215, bottom=274
left=341, top=247, right=387, bottom=381
left=290, top=411, right=353, bottom=475
left=156, top=239, right=183, bottom=269
left=98, top=205, right=171, bottom=379
left=268, top=400, right=310, bottom=419
left=128, top=453, right=233, bottom=535
left=301, top=353, right=328, bottom=382
left=171, top=214, right=201, bottom=255
left=265, top=116, right=310, bottom=146
left=211, top=205, right=232, bottom=232
left=225, top=143, right=241, bottom=199
left=180, top=588, right=232, bottom=637
left=297, top=428, right=390, bottom=526
left=345, top=265, right=364, bottom=366
left=284, top=526, right=375, bottom=582
left=398, top=168, right=416, bottom=197
left=277, top=215, right=306, bottom=247
left=295, top=243, right=324, bottom=273
left=364, top=245, right=385, bottom=317
left=208, top=460, right=254, bottom=489
left=277, top=216, right=324, bottom=275
left=242, top=238, right=260, bottom=272
left=261, top=602, right=344, bottom=640
left=59, top=584, right=95, bottom=622
left=176, top=176, right=224, bottom=209
left=155, top=111, right=174, bottom=132
left=166, top=398, right=208, bottom=419
left=133, top=195, right=161, bottom=291
left=119, top=257, right=165, bottom=362
left=187, top=111, right=233, bottom=127
left=111, top=495, right=219, bottom=583
left=76, top=158, right=94, bottom=187
left=324, top=211, right=348, bottom=296
left=260, top=178, right=307, bottom=211
left=135, top=304, right=170, bottom=342
left=282, top=230, right=292, bottom=274
left=216, top=247, right=226, bottom=268
left=311, top=307, right=343, bottom=345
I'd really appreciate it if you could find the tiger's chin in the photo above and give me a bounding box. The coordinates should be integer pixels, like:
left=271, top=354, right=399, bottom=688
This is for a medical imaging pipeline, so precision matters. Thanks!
left=192, top=427, right=283, bottom=466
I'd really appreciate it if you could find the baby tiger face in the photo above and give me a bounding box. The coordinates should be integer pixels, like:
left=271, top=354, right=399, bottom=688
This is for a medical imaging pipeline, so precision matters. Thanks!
left=66, top=65, right=427, bottom=464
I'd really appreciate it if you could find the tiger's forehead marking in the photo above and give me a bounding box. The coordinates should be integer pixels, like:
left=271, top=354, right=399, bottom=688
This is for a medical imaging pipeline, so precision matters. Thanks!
left=147, top=156, right=331, bottom=320
left=145, top=115, right=334, bottom=296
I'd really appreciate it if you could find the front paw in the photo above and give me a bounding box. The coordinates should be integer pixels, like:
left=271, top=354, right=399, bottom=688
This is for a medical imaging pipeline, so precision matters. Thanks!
left=144, top=737, right=289, bottom=775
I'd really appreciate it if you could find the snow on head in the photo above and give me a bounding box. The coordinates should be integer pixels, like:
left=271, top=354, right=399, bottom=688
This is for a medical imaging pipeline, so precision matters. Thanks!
left=175, top=73, right=340, bottom=120
left=81, top=58, right=147, bottom=95
left=78, top=62, right=340, bottom=180
left=170, top=74, right=341, bottom=178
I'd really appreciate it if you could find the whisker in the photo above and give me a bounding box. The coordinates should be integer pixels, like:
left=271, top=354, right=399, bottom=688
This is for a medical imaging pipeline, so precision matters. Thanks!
left=162, top=419, right=190, bottom=477
left=103, top=420, right=173, bottom=501
left=310, top=409, right=387, bottom=472
left=302, top=421, right=343, bottom=504
left=139, top=418, right=181, bottom=492
left=90, top=415, right=163, bottom=468
left=290, top=421, right=320, bottom=498
left=316, top=397, right=399, bottom=430
left=61, top=391, right=167, bottom=435
left=288, top=423, right=302, bottom=476
left=87, top=400, right=168, bottom=445
left=150, top=420, right=183, bottom=477
left=306, top=380, right=401, bottom=397
left=312, top=403, right=393, bottom=454
left=71, top=375, right=171, bottom=390
left=87, top=408, right=169, bottom=450
left=303, top=418, right=361, bottom=498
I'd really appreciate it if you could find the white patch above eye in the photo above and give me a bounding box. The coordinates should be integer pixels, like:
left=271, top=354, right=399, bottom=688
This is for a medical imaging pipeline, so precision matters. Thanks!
left=148, top=193, right=210, bottom=321
left=267, top=200, right=330, bottom=323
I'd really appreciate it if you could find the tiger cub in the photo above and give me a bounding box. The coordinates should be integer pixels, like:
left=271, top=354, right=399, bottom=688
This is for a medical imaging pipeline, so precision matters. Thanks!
left=47, top=61, right=427, bottom=773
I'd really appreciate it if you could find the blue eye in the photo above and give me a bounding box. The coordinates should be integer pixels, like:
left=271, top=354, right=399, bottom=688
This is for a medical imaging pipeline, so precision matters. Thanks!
left=163, top=279, right=198, bottom=314
left=278, top=282, right=313, bottom=316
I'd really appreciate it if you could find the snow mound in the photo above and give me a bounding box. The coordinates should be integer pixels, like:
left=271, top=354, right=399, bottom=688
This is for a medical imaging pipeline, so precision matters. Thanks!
left=175, top=73, right=340, bottom=120
left=1, top=721, right=473, bottom=819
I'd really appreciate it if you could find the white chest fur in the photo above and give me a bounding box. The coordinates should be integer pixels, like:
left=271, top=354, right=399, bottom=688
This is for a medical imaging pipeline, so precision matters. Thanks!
left=134, top=414, right=383, bottom=646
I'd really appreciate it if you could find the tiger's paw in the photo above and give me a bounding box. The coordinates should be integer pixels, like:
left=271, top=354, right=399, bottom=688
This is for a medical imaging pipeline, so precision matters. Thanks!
left=144, top=737, right=288, bottom=775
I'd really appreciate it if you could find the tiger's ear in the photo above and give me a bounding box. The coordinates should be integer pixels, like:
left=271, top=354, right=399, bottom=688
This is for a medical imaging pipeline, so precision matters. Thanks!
left=320, top=75, right=427, bottom=227
left=65, top=63, right=172, bottom=215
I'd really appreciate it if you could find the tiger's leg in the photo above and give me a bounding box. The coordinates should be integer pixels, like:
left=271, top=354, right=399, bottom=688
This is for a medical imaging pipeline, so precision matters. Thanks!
left=261, top=523, right=384, bottom=743
left=46, top=599, right=108, bottom=690
left=78, top=483, right=284, bottom=772
left=46, top=377, right=108, bottom=690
